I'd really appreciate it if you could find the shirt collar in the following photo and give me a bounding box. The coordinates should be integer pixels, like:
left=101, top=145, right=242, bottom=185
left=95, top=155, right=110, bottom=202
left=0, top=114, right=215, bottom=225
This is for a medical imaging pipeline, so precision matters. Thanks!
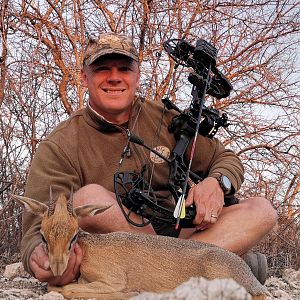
left=83, top=97, right=144, bottom=131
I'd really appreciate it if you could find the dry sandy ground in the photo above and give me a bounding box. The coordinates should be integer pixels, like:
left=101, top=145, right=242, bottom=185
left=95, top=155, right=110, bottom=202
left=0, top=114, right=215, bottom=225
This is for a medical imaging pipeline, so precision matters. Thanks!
left=0, top=263, right=299, bottom=300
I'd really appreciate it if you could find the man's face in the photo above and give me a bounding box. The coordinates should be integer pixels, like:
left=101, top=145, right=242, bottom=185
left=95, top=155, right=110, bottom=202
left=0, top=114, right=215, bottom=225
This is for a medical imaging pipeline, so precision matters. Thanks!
left=81, top=54, right=140, bottom=124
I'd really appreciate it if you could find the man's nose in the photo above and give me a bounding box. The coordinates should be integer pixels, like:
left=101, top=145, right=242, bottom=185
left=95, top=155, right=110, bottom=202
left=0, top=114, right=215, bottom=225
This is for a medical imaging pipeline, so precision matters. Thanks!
left=107, top=67, right=122, bottom=82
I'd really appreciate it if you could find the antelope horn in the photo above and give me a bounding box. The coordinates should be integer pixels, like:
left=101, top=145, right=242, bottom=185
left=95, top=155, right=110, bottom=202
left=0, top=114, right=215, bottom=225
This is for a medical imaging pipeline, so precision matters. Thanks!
left=48, top=185, right=55, bottom=216
left=67, top=186, right=74, bottom=215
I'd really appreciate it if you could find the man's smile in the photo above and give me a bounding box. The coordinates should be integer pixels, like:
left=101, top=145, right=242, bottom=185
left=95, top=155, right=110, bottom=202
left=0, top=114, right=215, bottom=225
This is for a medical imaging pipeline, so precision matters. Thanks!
left=102, top=88, right=126, bottom=94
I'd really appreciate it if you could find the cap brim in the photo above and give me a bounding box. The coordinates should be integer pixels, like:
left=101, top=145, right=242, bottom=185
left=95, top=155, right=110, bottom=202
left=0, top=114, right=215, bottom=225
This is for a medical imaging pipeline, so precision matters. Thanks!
left=85, top=49, right=138, bottom=65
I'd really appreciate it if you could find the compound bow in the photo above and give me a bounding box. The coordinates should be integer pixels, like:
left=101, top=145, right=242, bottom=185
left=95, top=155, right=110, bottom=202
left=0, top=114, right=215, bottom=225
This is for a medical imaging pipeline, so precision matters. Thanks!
left=114, top=38, right=233, bottom=229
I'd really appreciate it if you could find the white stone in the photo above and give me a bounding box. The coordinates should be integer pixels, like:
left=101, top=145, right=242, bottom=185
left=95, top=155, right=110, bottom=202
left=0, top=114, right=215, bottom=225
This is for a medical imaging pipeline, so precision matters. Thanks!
left=131, top=277, right=252, bottom=300
left=2, top=287, right=39, bottom=298
left=39, top=291, right=65, bottom=300
left=282, top=268, right=300, bottom=289
left=3, top=262, right=28, bottom=279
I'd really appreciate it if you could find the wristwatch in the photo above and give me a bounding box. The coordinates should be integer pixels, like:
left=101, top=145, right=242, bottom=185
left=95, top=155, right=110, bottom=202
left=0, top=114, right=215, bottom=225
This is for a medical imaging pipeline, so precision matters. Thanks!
left=209, top=173, right=232, bottom=195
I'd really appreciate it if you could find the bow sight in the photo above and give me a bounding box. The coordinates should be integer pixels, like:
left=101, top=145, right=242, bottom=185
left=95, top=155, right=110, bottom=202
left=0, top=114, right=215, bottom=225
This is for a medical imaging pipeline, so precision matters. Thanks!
left=163, top=38, right=232, bottom=99
left=114, top=38, right=233, bottom=229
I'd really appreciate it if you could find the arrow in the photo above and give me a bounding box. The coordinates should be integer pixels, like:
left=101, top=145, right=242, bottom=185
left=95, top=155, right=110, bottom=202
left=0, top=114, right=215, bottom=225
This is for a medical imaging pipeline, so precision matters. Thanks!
left=174, top=195, right=186, bottom=229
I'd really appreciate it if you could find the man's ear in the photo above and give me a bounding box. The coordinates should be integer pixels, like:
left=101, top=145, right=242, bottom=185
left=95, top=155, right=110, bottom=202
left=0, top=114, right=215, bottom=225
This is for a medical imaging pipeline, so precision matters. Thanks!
left=81, top=68, right=88, bottom=88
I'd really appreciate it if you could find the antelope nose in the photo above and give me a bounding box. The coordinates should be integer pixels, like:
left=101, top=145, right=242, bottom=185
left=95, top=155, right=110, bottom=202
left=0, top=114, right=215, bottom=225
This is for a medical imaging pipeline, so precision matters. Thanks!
left=49, top=255, right=69, bottom=277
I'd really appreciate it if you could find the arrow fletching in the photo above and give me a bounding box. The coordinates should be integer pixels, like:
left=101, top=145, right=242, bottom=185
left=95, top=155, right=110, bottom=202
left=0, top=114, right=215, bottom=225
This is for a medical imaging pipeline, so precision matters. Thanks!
left=174, top=195, right=186, bottom=219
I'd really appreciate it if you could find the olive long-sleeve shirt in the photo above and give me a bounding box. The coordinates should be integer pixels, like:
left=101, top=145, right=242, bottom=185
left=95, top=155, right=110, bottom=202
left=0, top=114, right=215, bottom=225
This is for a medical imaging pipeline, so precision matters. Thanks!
left=22, top=98, right=244, bottom=275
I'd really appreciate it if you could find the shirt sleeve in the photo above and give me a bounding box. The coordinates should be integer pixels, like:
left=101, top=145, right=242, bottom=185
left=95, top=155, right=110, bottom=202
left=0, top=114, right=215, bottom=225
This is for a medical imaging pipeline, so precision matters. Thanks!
left=21, top=139, right=81, bottom=275
left=191, top=135, right=244, bottom=193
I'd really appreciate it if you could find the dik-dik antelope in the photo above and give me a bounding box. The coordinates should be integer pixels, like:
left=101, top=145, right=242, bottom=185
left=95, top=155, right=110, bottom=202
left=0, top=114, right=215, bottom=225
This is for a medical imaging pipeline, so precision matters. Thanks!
left=12, top=191, right=267, bottom=300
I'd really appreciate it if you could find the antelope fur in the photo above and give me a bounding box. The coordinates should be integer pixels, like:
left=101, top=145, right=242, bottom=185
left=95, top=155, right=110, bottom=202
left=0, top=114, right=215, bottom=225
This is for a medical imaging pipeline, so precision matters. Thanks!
left=12, top=192, right=267, bottom=299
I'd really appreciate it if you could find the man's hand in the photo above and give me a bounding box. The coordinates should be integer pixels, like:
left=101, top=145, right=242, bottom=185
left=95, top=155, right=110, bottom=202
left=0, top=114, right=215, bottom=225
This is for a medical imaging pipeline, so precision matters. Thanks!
left=29, top=242, right=82, bottom=286
left=186, top=177, right=224, bottom=230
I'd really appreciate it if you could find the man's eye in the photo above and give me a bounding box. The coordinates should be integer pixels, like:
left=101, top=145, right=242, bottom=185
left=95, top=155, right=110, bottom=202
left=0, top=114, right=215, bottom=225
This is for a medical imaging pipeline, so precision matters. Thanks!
left=119, top=66, right=131, bottom=72
left=95, top=66, right=109, bottom=72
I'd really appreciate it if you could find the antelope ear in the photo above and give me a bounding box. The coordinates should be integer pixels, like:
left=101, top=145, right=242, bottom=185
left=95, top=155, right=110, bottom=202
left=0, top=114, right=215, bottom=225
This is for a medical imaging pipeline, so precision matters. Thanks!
left=10, top=194, right=48, bottom=216
left=74, top=204, right=113, bottom=218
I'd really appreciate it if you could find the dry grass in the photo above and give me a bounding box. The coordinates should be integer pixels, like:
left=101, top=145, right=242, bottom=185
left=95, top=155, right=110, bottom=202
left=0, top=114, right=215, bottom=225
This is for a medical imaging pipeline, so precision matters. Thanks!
left=256, top=214, right=300, bottom=276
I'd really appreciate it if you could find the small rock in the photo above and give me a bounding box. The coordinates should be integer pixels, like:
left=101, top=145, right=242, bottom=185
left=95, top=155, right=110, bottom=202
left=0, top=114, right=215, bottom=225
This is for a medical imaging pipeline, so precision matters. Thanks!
left=131, top=277, right=252, bottom=300
left=0, top=277, right=9, bottom=283
left=265, top=276, right=288, bottom=289
left=282, top=268, right=300, bottom=289
left=2, top=287, right=39, bottom=299
left=269, top=289, right=293, bottom=300
left=39, top=291, right=65, bottom=300
left=3, top=262, right=28, bottom=279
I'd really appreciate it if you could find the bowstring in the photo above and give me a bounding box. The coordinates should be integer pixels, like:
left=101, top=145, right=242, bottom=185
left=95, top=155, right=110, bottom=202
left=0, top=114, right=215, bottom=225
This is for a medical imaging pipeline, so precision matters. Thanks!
left=147, top=72, right=176, bottom=196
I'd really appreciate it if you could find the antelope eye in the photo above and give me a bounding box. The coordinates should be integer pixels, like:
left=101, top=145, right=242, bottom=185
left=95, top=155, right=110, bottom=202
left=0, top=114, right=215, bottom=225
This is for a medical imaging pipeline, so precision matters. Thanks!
left=69, top=232, right=79, bottom=250
left=40, top=232, right=48, bottom=250
left=41, top=235, right=46, bottom=243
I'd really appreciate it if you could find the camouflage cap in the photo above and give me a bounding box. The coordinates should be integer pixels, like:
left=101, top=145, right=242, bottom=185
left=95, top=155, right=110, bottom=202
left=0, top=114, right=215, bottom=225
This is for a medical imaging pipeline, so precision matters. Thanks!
left=83, top=33, right=139, bottom=66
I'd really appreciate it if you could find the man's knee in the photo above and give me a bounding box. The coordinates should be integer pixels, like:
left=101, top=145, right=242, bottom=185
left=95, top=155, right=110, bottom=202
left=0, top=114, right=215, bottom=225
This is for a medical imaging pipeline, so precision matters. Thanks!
left=242, top=196, right=278, bottom=228
left=72, top=184, right=155, bottom=235
left=73, top=184, right=116, bottom=207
